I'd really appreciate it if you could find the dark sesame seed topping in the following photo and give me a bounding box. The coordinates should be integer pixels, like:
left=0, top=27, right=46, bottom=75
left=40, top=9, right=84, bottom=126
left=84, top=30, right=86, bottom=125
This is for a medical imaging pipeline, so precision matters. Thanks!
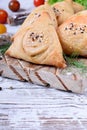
left=62, top=9, right=64, bottom=11
left=69, top=28, right=72, bottom=30
left=29, top=32, right=44, bottom=43
left=84, top=25, right=86, bottom=28
left=40, top=35, right=43, bottom=38
left=39, top=40, right=41, bottom=43
left=38, top=14, right=41, bottom=17
left=73, top=32, right=76, bottom=35
left=65, top=27, right=68, bottom=30
left=35, top=35, right=39, bottom=39
left=57, top=9, right=59, bottom=12
left=70, top=23, right=74, bottom=27
left=32, top=37, right=35, bottom=41
left=81, top=31, right=84, bottom=33
left=80, top=27, right=82, bottom=30
left=53, top=7, right=56, bottom=10
left=82, top=29, right=85, bottom=31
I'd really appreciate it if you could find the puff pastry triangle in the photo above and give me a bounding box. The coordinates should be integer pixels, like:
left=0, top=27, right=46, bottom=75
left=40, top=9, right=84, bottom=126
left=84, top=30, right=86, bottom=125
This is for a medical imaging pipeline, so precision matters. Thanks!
left=6, top=10, right=66, bottom=68
left=52, top=0, right=74, bottom=25
left=13, top=3, right=57, bottom=39
left=58, top=10, right=87, bottom=56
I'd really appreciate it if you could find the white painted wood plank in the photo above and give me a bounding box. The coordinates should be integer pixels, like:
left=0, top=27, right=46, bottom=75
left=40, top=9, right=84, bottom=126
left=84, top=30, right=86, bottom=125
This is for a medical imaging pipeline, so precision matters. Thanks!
left=0, top=77, right=87, bottom=129
left=0, top=103, right=87, bottom=130
left=0, top=0, right=87, bottom=129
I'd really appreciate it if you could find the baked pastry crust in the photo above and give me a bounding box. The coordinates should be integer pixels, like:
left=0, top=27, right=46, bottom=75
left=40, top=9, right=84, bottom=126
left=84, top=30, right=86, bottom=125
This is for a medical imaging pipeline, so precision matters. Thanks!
left=6, top=7, right=66, bottom=68
left=52, top=0, right=74, bottom=25
left=58, top=10, right=87, bottom=56
left=72, top=2, right=85, bottom=13
left=13, top=3, right=57, bottom=39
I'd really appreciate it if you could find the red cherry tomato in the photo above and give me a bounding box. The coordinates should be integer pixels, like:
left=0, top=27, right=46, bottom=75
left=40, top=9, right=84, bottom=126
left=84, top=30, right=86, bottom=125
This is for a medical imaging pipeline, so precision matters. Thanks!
left=0, top=9, right=8, bottom=24
left=34, top=0, right=45, bottom=7
left=8, top=0, right=20, bottom=12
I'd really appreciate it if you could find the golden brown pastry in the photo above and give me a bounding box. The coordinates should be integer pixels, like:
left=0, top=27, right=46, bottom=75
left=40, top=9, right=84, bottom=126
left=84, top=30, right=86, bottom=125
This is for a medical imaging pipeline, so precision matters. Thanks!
left=52, top=0, right=74, bottom=25
left=13, top=3, right=57, bottom=39
left=73, top=2, right=85, bottom=13
left=58, top=10, right=87, bottom=56
left=5, top=10, right=66, bottom=68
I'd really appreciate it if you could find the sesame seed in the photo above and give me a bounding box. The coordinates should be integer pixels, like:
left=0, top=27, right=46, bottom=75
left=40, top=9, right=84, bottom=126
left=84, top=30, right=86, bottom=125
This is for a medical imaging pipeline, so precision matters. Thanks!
left=38, top=14, right=41, bottom=17
left=81, top=31, right=84, bottom=33
left=70, top=23, right=74, bottom=27
left=80, top=27, right=82, bottom=30
left=65, top=27, right=68, bottom=30
left=84, top=25, right=86, bottom=28
left=36, top=35, right=39, bottom=39
left=73, top=32, right=76, bottom=35
left=39, top=40, right=41, bottom=43
left=69, top=28, right=72, bottom=30
left=62, top=9, right=64, bottom=11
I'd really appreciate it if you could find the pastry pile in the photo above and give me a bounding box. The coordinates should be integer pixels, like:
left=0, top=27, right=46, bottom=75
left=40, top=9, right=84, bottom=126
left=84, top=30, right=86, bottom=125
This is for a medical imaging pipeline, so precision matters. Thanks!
left=5, top=0, right=86, bottom=68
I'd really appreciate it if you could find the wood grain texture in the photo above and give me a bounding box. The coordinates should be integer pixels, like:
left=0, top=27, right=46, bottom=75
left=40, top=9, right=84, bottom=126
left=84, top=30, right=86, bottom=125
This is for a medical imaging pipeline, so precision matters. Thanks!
left=0, top=77, right=87, bottom=130
left=0, top=55, right=87, bottom=129
left=0, top=55, right=87, bottom=93
left=0, top=54, right=87, bottom=129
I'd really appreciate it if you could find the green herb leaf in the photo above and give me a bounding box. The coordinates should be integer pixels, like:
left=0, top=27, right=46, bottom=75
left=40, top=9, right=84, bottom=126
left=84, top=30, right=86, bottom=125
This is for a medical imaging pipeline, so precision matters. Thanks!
left=48, top=0, right=87, bottom=8
left=48, top=0, right=63, bottom=5
left=0, top=44, right=10, bottom=55
left=64, top=54, right=87, bottom=73
left=74, top=0, right=87, bottom=9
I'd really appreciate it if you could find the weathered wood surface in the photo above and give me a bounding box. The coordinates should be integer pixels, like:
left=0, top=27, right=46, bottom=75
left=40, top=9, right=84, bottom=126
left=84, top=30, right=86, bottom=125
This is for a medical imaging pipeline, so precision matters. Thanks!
left=0, top=55, right=87, bottom=93
left=1, top=0, right=87, bottom=129
left=0, top=55, right=87, bottom=130
left=0, top=76, right=87, bottom=130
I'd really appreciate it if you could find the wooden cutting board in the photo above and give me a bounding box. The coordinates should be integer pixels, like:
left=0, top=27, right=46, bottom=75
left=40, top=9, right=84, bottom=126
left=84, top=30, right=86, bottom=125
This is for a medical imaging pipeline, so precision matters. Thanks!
left=0, top=54, right=87, bottom=93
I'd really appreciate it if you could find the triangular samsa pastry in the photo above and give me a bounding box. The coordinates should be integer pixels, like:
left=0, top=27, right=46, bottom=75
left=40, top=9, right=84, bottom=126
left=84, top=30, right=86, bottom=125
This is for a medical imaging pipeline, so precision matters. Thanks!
left=5, top=11, right=66, bottom=68
left=58, top=10, right=87, bottom=56
left=13, top=3, right=57, bottom=38
left=52, top=0, right=74, bottom=25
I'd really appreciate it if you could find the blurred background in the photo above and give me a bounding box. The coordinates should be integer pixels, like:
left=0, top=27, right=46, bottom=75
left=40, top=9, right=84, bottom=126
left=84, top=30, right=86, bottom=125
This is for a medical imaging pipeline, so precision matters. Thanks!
left=0, top=0, right=34, bottom=13
left=0, top=0, right=35, bottom=33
